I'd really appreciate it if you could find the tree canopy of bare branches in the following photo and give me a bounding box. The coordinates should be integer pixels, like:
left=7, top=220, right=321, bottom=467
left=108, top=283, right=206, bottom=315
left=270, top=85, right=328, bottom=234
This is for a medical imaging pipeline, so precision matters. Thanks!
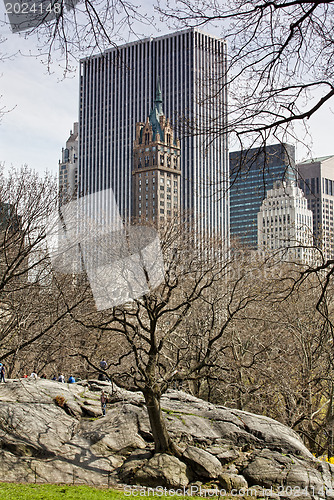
left=158, top=1, right=334, bottom=150
left=0, top=167, right=90, bottom=376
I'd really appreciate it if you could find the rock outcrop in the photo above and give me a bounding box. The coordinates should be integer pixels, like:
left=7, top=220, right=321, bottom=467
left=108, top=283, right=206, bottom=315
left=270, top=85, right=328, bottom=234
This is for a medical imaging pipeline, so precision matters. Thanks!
left=0, top=378, right=333, bottom=498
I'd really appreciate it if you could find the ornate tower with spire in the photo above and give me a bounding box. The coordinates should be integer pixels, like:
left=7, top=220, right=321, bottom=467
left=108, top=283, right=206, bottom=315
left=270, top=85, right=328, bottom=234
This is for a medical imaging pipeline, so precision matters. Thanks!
left=80, top=30, right=228, bottom=242
left=132, top=82, right=181, bottom=226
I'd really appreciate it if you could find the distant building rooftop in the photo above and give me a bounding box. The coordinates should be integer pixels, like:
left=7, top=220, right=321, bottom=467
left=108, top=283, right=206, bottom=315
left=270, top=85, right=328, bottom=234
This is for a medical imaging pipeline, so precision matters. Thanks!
left=298, top=155, right=334, bottom=164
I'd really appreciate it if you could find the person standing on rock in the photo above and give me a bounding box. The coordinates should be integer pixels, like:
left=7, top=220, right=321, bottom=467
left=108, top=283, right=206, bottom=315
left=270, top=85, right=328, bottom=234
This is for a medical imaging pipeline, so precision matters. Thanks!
left=101, top=390, right=108, bottom=416
left=0, top=364, right=5, bottom=383
left=172, top=365, right=184, bottom=390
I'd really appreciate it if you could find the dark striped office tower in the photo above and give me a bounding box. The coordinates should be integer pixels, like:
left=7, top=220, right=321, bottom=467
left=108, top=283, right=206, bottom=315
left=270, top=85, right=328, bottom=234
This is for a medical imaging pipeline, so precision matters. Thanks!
left=79, top=29, right=228, bottom=242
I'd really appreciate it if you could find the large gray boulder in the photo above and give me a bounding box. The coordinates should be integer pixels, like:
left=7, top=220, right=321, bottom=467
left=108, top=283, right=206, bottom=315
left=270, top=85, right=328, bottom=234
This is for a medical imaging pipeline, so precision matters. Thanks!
left=160, top=391, right=313, bottom=459
left=81, top=406, right=147, bottom=455
left=242, top=449, right=326, bottom=495
left=218, top=473, right=248, bottom=491
left=0, top=402, right=77, bottom=457
left=183, top=446, right=223, bottom=479
left=0, top=378, right=334, bottom=497
left=132, top=454, right=190, bottom=488
left=119, top=449, right=154, bottom=484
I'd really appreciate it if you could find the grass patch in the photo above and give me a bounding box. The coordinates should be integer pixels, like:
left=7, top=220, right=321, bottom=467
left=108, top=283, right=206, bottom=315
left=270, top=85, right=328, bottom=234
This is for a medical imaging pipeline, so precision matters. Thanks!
left=0, top=483, right=256, bottom=499
left=161, top=408, right=211, bottom=424
left=0, top=484, right=126, bottom=499
left=161, top=409, right=187, bottom=425
left=161, top=408, right=175, bottom=415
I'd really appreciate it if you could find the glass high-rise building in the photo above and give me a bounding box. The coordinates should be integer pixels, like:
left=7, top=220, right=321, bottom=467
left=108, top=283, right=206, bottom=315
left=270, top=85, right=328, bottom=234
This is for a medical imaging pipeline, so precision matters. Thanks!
left=79, top=28, right=228, bottom=241
left=229, top=143, right=296, bottom=247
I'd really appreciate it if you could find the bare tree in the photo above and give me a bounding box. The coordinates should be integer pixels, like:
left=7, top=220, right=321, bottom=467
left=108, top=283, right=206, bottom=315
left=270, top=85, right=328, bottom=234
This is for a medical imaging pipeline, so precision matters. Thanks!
left=0, top=167, right=89, bottom=374
left=63, top=228, right=283, bottom=457
left=155, top=1, right=334, bottom=375
left=4, top=1, right=333, bottom=154
left=159, top=0, right=334, bottom=152
left=2, top=0, right=153, bottom=72
left=64, top=225, right=218, bottom=455
left=185, top=253, right=334, bottom=457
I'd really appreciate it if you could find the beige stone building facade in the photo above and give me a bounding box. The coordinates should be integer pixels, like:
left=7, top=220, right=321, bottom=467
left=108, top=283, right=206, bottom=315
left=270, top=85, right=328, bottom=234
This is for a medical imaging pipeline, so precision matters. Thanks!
left=132, top=83, right=181, bottom=226
left=258, top=181, right=314, bottom=264
left=59, top=122, right=78, bottom=206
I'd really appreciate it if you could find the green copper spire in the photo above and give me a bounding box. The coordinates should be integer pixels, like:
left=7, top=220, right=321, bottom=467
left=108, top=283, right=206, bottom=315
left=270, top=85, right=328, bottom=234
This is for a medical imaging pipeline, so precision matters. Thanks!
left=149, top=77, right=164, bottom=141
left=154, top=77, right=163, bottom=115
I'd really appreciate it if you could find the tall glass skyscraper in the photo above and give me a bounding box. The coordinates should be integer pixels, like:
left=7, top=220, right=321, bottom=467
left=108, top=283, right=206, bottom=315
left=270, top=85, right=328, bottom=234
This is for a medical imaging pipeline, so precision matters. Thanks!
left=230, top=143, right=296, bottom=247
left=79, top=28, right=228, bottom=241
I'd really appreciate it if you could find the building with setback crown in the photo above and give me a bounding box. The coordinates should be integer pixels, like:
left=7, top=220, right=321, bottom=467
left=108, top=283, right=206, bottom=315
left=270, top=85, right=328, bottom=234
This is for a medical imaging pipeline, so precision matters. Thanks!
left=297, top=155, right=334, bottom=260
left=79, top=29, right=228, bottom=241
left=257, top=181, right=313, bottom=264
left=132, top=81, right=181, bottom=225
left=230, top=143, right=296, bottom=247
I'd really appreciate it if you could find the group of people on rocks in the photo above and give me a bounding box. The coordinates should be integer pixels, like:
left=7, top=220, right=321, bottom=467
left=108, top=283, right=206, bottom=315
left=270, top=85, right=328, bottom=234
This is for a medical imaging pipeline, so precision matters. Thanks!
left=28, top=373, right=110, bottom=417
left=23, top=370, right=110, bottom=417
left=0, top=361, right=111, bottom=418
left=20, top=373, right=78, bottom=383
left=52, top=374, right=76, bottom=383
left=0, top=359, right=110, bottom=386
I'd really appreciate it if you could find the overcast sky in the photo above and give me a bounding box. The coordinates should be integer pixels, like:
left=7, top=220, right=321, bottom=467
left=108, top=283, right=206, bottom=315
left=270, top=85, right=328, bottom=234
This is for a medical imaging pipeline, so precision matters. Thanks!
left=1, top=3, right=334, bottom=177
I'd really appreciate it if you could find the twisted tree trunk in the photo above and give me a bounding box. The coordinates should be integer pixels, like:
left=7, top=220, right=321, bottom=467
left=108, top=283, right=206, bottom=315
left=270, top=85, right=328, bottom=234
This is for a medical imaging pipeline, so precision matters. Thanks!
left=143, top=385, right=181, bottom=457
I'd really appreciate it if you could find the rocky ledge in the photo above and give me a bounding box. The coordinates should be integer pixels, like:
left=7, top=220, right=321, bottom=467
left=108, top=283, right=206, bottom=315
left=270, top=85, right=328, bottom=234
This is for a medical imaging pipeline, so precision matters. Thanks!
left=0, top=378, right=333, bottom=499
